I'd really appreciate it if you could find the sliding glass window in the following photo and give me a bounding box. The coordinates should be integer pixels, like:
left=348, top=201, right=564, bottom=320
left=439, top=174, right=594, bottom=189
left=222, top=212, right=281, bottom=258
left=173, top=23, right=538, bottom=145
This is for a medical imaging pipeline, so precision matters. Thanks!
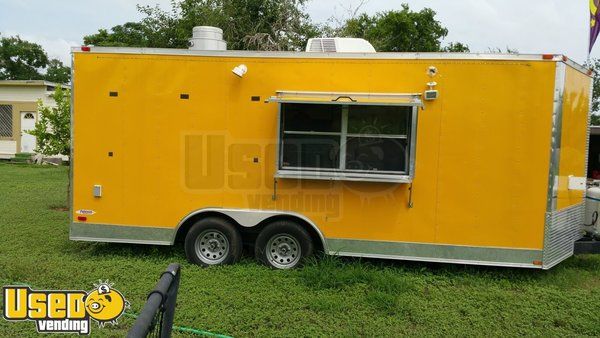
left=279, top=103, right=413, bottom=180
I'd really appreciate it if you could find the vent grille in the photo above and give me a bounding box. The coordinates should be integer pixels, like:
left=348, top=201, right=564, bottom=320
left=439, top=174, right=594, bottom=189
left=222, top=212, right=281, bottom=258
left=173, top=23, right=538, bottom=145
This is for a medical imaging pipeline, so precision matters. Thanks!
left=543, top=203, right=584, bottom=269
left=308, top=38, right=337, bottom=52
left=0, top=105, right=12, bottom=137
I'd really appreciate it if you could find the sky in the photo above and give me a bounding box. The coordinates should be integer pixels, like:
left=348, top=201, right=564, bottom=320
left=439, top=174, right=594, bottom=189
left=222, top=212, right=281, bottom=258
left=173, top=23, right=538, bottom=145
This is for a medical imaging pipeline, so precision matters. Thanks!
left=0, top=0, right=597, bottom=65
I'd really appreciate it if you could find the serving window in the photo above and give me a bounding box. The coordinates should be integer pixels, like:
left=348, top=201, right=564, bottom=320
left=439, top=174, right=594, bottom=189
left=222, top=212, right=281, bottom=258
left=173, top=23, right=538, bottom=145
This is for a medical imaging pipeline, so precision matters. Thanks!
left=271, top=91, right=420, bottom=183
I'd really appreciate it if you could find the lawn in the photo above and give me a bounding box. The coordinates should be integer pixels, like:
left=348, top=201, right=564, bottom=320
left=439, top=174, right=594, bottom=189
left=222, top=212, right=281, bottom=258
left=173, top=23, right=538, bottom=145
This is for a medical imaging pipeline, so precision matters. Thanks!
left=1, top=163, right=600, bottom=337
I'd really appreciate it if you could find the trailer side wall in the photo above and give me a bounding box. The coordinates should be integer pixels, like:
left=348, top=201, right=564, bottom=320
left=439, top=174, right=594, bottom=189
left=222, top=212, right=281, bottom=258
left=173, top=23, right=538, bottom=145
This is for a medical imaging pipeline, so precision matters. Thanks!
left=556, top=66, right=591, bottom=210
left=71, top=52, right=561, bottom=266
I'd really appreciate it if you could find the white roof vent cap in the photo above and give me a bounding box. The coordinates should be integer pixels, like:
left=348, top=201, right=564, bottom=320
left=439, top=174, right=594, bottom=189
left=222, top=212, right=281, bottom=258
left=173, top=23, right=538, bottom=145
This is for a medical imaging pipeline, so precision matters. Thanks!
left=306, top=38, right=376, bottom=53
left=189, top=26, right=227, bottom=51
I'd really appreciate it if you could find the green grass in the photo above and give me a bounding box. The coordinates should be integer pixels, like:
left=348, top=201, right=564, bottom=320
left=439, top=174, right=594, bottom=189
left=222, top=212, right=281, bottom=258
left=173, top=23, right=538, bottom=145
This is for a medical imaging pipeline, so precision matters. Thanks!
left=1, top=163, right=600, bottom=337
left=8, top=154, right=31, bottom=164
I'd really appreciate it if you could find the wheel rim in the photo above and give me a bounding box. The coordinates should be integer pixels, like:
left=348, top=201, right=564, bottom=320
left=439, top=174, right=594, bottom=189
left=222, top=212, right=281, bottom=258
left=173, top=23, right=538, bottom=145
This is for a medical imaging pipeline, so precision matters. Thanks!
left=195, top=230, right=229, bottom=265
left=266, top=234, right=301, bottom=269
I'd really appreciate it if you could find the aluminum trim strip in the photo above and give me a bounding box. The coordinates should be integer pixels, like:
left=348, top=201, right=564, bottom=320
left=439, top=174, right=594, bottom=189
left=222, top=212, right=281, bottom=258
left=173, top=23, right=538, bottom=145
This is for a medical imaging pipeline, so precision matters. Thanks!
left=69, top=52, right=75, bottom=225
left=563, top=60, right=592, bottom=76
left=275, top=170, right=411, bottom=183
left=339, top=105, right=348, bottom=170
left=70, top=222, right=173, bottom=245
left=408, top=105, right=419, bottom=179
left=68, top=47, right=568, bottom=62
left=279, top=166, right=408, bottom=175
left=585, top=76, right=594, bottom=186
left=70, top=237, right=170, bottom=246
left=72, top=47, right=591, bottom=76
left=542, top=203, right=585, bottom=269
left=326, top=238, right=543, bottom=268
left=546, top=62, right=566, bottom=212
left=273, top=90, right=423, bottom=98
left=335, top=252, right=539, bottom=269
left=269, top=100, right=421, bottom=107
left=268, top=91, right=423, bottom=107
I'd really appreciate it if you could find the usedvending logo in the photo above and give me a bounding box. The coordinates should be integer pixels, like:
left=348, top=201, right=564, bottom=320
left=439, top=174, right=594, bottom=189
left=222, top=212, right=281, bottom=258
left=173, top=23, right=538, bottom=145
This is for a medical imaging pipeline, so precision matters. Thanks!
left=3, top=281, right=129, bottom=334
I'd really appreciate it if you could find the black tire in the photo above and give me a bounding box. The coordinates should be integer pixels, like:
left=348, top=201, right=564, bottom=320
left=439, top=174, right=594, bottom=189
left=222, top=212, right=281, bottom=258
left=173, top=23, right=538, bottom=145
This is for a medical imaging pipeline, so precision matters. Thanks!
left=184, top=217, right=242, bottom=267
left=255, top=220, right=313, bottom=269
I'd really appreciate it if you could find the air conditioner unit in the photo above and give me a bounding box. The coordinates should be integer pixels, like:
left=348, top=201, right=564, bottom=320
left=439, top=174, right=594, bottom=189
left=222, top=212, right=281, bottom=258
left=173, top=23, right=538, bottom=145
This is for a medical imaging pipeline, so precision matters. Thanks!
left=305, top=38, right=376, bottom=53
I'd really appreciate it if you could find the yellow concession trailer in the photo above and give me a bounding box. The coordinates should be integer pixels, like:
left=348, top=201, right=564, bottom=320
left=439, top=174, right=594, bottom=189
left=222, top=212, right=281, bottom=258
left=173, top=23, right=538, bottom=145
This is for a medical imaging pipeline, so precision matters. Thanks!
left=70, top=44, right=592, bottom=270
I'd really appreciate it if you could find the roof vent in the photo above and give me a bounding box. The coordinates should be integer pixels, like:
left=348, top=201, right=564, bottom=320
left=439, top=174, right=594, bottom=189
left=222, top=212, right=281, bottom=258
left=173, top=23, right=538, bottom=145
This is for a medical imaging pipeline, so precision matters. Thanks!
left=305, top=38, right=376, bottom=53
left=189, top=26, right=227, bottom=51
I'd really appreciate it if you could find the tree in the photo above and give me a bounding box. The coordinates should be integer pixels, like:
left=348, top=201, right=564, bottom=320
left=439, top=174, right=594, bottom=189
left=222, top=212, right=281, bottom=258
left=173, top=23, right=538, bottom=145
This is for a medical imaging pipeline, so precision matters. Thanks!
left=44, top=59, right=71, bottom=84
left=0, top=35, right=71, bottom=83
left=28, top=86, right=71, bottom=156
left=84, top=22, right=151, bottom=47
left=486, top=47, right=519, bottom=54
left=338, top=4, right=468, bottom=52
left=84, top=0, right=319, bottom=51
left=0, top=35, right=49, bottom=80
left=442, top=42, right=470, bottom=53
left=85, top=2, right=468, bottom=53
left=584, top=59, right=600, bottom=125
left=28, top=86, right=71, bottom=204
left=29, top=87, right=71, bottom=204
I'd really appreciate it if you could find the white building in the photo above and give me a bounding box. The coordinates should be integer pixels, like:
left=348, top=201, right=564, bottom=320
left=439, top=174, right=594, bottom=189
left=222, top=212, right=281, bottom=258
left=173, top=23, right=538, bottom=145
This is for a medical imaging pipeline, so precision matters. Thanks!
left=0, top=80, right=69, bottom=159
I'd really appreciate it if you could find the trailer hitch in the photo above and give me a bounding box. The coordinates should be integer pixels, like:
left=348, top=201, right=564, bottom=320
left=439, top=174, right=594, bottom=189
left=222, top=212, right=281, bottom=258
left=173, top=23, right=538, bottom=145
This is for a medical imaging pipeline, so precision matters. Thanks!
left=574, top=237, right=600, bottom=255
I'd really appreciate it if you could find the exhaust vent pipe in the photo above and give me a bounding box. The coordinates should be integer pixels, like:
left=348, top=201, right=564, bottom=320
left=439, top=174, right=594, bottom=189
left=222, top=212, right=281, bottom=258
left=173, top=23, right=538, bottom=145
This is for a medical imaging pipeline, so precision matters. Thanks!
left=189, top=26, right=227, bottom=51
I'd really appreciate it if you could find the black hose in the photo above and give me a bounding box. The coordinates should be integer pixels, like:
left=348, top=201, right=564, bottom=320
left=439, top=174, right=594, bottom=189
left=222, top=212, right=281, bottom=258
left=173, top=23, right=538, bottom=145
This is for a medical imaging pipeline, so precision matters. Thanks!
left=585, top=210, right=598, bottom=227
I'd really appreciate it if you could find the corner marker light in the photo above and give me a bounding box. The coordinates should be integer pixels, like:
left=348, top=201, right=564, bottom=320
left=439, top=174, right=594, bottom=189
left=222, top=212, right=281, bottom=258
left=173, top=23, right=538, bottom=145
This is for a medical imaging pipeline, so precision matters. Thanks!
left=232, top=64, right=248, bottom=78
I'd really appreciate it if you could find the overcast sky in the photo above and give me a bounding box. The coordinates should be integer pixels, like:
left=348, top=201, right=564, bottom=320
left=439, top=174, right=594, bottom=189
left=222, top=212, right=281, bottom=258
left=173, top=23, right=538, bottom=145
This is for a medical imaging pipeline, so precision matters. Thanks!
left=0, top=0, right=596, bottom=65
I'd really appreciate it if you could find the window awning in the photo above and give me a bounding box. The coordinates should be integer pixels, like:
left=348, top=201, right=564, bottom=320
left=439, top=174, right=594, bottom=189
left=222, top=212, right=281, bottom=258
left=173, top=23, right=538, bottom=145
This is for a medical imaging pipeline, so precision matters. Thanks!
left=268, top=91, right=423, bottom=107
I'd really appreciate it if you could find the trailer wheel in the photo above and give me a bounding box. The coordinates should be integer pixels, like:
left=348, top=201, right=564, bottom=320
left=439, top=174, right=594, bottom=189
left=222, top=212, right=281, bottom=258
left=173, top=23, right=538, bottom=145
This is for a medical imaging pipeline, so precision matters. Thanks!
left=184, top=217, right=242, bottom=267
left=255, top=220, right=313, bottom=269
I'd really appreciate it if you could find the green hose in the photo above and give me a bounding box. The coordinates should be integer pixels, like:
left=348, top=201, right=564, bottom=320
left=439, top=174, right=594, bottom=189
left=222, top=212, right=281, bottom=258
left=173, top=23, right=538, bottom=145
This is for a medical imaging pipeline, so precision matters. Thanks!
left=122, top=312, right=232, bottom=337
left=4, top=281, right=232, bottom=338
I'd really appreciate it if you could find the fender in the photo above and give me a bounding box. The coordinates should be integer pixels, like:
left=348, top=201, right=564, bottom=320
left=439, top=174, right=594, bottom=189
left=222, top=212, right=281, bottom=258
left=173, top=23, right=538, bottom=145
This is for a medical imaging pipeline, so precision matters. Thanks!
left=173, top=208, right=328, bottom=251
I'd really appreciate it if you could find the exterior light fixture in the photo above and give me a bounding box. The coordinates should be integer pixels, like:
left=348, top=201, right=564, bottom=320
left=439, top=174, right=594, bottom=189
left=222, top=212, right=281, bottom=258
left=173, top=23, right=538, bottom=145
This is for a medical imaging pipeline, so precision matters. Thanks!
left=232, top=64, right=248, bottom=77
left=425, top=81, right=439, bottom=101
